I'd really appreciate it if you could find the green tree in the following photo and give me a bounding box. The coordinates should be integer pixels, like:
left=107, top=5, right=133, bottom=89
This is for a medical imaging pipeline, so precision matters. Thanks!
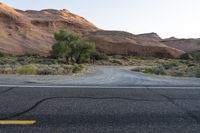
left=51, top=41, right=70, bottom=62
left=51, top=30, right=80, bottom=63
left=54, top=29, right=80, bottom=43
left=73, top=42, right=96, bottom=63
left=51, top=29, right=96, bottom=64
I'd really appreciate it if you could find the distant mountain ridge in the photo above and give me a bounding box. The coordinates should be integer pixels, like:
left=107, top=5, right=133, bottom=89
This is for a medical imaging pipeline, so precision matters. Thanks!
left=0, top=3, right=199, bottom=58
left=161, top=38, right=200, bottom=53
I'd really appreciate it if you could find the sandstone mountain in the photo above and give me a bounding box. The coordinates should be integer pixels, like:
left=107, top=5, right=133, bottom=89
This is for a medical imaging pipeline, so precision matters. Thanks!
left=135, top=32, right=162, bottom=41
left=0, top=2, right=97, bottom=56
left=161, top=38, right=200, bottom=53
left=0, top=2, right=198, bottom=58
left=84, top=31, right=184, bottom=58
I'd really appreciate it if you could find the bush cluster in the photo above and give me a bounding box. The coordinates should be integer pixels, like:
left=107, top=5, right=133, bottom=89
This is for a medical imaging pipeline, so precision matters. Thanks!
left=162, top=62, right=178, bottom=69
left=90, top=52, right=109, bottom=60
left=142, top=66, right=166, bottom=75
left=16, top=64, right=38, bottom=75
left=51, top=29, right=95, bottom=64
left=0, top=64, right=84, bottom=75
left=0, top=52, right=4, bottom=57
left=72, top=64, right=85, bottom=73
left=191, top=50, right=200, bottom=60
left=195, top=67, right=200, bottom=77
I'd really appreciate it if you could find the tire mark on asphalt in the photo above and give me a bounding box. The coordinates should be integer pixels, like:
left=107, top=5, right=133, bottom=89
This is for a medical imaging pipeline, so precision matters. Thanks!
left=0, top=87, right=15, bottom=95
left=0, top=96, right=166, bottom=120
left=147, top=87, right=200, bottom=124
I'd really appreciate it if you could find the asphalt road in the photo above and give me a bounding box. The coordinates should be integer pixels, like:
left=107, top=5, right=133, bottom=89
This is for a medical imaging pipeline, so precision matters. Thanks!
left=0, top=66, right=200, bottom=133
left=0, top=86, right=200, bottom=133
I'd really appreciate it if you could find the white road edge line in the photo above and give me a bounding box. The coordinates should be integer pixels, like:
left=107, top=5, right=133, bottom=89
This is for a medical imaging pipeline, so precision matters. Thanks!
left=0, top=85, right=200, bottom=89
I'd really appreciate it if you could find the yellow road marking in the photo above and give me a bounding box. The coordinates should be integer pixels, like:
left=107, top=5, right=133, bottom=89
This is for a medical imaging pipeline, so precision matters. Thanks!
left=0, top=120, right=36, bottom=125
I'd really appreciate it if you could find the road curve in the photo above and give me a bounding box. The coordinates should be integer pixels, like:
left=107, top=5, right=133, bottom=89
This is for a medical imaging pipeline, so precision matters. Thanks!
left=0, top=66, right=200, bottom=132
left=0, top=66, right=199, bottom=87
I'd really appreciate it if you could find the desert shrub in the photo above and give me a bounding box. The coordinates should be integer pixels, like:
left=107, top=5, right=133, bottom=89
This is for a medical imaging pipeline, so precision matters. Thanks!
left=38, top=68, right=52, bottom=75
left=16, top=64, right=38, bottom=75
left=3, top=67, right=13, bottom=74
left=0, top=65, right=14, bottom=74
left=192, top=50, right=200, bottom=60
left=90, top=52, right=109, bottom=60
left=78, top=64, right=85, bottom=69
left=72, top=64, right=85, bottom=73
left=37, top=66, right=53, bottom=75
left=154, top=66, right=167, bottom=75
left=143, top=66, right=166, bottom=75
left=134, top=56, right=157, bottom=60
left=111, top=59, right=123, bottom=65
left=172, top=71, right=184, bottom=77
left=186, top=62, right=196, bottom=67
left=180, top=53, right=193, bottom=60
left=29, top=64, right=75, bottom=75
left=142, top=67, right=154, bottom=74
left=0, top=57, right=17, bottom=65
left=195, top=67, right=200, bottom=77
left=0, top=56, right=61, bottom=66
left=0, top=52, right=4, bottom=57
left=50, top=65, right=66, bottom=74
left=198, top=41, right=200, bottom=45
left=41, top=59, right=58, bottom=65
left=16, top=57, right=32, bottom=65
left=131, top=68, right=140, bottom=72
left=61, top=65, right=74, bottom=74
left=112, top=55, right=124, bottom=59
left=162, top=62, right=178, bottom=69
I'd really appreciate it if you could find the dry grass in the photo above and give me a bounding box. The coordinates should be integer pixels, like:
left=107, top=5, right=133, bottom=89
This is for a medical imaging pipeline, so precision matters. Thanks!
left=0, top=56, right=86, bottom=75
left=94, top=55, right=200, bottom=78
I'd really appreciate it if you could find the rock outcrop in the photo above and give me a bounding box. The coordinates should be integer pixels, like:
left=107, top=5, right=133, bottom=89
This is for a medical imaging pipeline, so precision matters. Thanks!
left=85, top=30, right=184, bottom=58
left=162, top=38, right=200, bottom=53
left=0, top=3, right=97, bottom=56
left=0, top=3, right=189, bottom=58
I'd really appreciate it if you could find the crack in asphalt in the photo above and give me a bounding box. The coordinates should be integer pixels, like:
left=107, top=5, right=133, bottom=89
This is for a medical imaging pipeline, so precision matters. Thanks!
left=0, top=87, right=15, bottom=95
left=1, top=86, right=200, bottom=121
left=147, top=87, right=200, bottom=124
left=0, top=96, right=167, bottom=120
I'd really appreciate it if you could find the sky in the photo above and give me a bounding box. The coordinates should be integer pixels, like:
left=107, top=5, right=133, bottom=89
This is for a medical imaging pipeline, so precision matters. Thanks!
left=1, top=0, right=200, bottom=38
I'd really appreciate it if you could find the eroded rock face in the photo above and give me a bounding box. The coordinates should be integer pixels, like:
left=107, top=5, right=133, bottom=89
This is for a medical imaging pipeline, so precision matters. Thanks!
left=84, top=30, right=185, bottom=58
left=0, top=3, right=97, bottom=56
left=135, top=32, right=162, bottom=41
left=161, top=38, right=200, bottom=53
left=0, top=3, right=187, bottom=58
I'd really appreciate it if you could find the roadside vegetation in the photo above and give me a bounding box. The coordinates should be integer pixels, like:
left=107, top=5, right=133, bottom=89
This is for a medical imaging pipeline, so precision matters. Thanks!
left=92, top=54, right=200, bottom=78
left=0, top=29, right=95, bottom=75
left=0, top=56, right=87, bottom=75
left=191, top=50, right=200, bottom=60
left=130, top=58, right=200, bottom=78
left=0, top=29, right=199, bottom=77
left=0, top=52, right=199, bottom=77
left=51, top=30, right=95, bottom=64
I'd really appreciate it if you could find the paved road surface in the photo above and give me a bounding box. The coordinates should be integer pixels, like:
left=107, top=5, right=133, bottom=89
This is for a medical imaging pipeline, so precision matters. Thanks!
left=0, top=66, right=200, bottom=133
left=0, top=66, right=200, bottom=86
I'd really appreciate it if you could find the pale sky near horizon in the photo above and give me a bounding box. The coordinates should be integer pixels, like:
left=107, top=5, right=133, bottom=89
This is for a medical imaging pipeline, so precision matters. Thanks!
left=1, top=0, right=200, bottom=38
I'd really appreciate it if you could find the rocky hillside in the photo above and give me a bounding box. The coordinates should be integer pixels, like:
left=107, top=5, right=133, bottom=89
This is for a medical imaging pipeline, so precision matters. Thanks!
left=84, top=31, right=184, bottom=58
left=161, top=38, right=200, bottom=53
left=0, top=2, right=196, bottom=58
left=0, top=3, right=97, bottom=56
